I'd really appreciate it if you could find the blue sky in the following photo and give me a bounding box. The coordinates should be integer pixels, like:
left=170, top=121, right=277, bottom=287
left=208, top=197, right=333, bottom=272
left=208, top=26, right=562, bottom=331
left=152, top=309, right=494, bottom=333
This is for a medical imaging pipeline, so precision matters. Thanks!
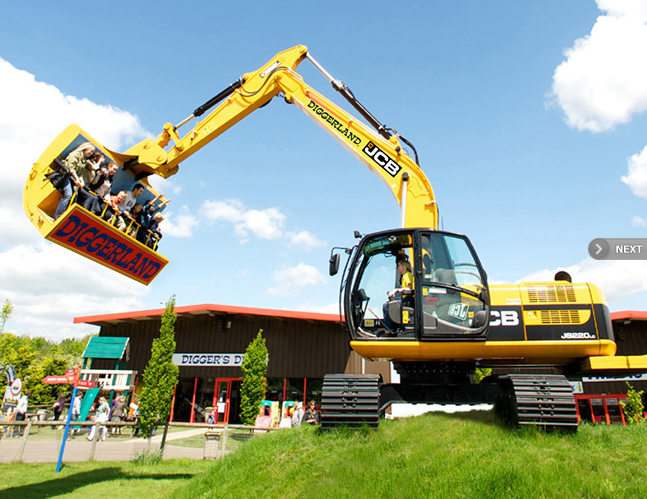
left=2, top=0, right=647, bottom=340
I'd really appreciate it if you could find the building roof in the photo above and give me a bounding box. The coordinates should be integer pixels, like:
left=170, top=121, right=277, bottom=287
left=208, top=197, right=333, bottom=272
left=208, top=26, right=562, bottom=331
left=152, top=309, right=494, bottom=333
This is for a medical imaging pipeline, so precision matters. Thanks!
left=74, top=303, right=343, bottom=327
left=83, top=336, right=129, bottom=359
left=610, top=310, right=647, bottom=322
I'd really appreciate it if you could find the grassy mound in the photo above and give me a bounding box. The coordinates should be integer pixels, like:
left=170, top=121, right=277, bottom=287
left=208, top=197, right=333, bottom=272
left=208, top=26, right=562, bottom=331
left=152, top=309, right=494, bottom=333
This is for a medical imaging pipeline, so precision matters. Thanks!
left=173, top=411, right=647, bottom=499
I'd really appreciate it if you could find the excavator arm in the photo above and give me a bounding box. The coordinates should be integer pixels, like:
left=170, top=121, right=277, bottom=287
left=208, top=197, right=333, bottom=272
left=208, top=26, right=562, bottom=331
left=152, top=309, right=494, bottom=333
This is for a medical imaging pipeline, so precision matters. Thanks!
left=24, top=45, right=438, bottom=284
left=112, top=45, right=438, bottom=229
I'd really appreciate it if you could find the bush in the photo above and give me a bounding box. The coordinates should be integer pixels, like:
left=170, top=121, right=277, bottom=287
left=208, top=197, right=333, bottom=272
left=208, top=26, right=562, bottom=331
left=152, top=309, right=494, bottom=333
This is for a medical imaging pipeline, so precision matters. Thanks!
left=132, top=449, right=163, bottom=465
left=138, top=296, right=179, bottom=438
left=620, top=382, right=645, bottom=424
left=239, top=330, right=268, bottom=426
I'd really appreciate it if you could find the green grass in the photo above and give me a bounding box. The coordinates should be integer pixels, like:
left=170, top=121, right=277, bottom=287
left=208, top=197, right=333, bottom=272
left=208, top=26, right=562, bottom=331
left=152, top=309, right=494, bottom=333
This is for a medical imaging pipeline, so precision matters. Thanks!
left=2, top=412, right=647, bottom=498
left=169, top=433, right=206, bottom=448
left=0, top=459, right=213, bottom=499
left=169, top=411, right=647, bottom=499
left=0, top=423, right=191, bottom=442
left=172, top=428, right=253, bottom=451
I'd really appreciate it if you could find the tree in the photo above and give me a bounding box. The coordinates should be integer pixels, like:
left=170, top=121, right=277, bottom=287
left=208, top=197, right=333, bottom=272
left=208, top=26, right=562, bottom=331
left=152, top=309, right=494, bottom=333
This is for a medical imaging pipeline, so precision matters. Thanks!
left=1, top=299, right=13, bottom=333
left=138, top=296, right=179, bottom=438
left=473, top=367, right=492, bottom=384
left=0, top=333, right=87, bottom=404
left=240, top=329, right=269, bottom=426
left=620, top=382, right=645, bottom=424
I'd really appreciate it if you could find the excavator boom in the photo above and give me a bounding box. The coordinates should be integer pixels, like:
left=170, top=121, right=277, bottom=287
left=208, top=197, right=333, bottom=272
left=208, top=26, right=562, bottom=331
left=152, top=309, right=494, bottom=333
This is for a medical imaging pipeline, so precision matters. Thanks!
left=118, top=45, right=438, bottom=229
left=25, top=45, right=437, bottom=284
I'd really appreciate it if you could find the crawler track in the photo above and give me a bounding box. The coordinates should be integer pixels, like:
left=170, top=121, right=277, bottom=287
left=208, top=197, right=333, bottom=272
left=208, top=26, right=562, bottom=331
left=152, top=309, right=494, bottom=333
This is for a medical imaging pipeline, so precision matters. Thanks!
left=495, top=374, right=578, bottom=431
left=320, top=374, right=381, bottom=429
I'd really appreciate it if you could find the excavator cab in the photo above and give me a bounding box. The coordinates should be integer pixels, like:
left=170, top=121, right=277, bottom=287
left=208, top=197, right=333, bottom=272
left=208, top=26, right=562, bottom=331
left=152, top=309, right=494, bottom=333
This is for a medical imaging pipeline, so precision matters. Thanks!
left=338, top=229, right=490, bottom=340
left=23, top=125, right=169, bottom=285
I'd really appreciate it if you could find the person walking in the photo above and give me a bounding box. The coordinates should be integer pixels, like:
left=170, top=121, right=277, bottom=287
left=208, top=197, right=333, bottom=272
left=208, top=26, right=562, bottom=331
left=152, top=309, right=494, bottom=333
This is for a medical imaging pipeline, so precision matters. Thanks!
left=14, top=390, right=31, bottom=436
left=87, top=397, right=110, bottom=441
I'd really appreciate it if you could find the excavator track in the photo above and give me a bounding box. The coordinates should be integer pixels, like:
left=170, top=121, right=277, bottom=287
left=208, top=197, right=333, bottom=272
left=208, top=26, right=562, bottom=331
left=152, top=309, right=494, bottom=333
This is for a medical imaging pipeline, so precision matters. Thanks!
left=320, top=374, right=381, bottom=430
left=495, top=374, right=578, bottom=431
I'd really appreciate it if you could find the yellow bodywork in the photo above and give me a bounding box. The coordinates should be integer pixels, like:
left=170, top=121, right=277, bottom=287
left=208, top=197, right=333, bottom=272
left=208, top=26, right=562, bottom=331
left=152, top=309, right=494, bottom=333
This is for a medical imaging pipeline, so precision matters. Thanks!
left=350, top=339, right=617, bottom=364
left=353, top=280, right=618, bottom=366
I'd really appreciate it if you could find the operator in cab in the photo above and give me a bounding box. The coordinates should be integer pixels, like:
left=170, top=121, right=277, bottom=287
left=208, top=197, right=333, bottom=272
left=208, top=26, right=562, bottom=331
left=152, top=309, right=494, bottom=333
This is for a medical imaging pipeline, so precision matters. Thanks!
left=381, top=258, right=414, bottom=336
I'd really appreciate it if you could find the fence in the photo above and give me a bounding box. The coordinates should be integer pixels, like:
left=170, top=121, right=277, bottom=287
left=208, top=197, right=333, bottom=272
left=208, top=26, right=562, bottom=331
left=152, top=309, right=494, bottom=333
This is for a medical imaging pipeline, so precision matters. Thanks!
left=0, top=420, right=280, bottom=464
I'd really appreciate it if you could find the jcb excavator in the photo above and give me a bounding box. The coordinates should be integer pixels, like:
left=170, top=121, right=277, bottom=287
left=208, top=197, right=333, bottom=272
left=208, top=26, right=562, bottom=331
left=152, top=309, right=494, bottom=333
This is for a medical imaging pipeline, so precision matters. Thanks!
left=24, top=45, right=647, bottom=430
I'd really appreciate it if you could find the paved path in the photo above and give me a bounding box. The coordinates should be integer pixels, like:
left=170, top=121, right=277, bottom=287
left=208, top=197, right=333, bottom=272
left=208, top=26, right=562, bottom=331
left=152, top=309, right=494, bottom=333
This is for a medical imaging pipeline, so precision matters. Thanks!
left=0, top=428, right=215, bottom=463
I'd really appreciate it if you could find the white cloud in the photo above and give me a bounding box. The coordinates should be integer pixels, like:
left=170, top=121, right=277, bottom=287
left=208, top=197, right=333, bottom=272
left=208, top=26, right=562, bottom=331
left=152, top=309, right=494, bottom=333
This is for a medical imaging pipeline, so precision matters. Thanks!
left=632, top=215, right=647, bottom=227
left=200, top=199, right=285, bottom=242
left=0, top=57, right=150, bottom=340
left=0, top=58, right=146, bottom=211
left=159, top=206, right=199, bottom=238
left=287, top=230, right=327, bottom=250
left=295, top=302, right=340, bottom=315
left=621, top=145, right=647, bottom=199
left=148, top=175, right=182, bottom=197
left=0, top=207, right=43, bottom=247
left=519, top=257, right=647, bottom=306
left=550, top=1, right=647, bottom=132
left=266, top=263, right=327, bottom=296
left=0, top=242, right=147, bottom=340
left=200, top=198, right=325, bottom=249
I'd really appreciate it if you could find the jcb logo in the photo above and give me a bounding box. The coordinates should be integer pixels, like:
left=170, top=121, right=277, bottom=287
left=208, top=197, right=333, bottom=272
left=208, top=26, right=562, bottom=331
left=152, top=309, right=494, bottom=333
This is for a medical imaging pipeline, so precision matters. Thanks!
left=448, top=303, right=469, bottom=321
left=363, top=142, right=402, bottom=177
left=490, top=310, right=519, bottom=327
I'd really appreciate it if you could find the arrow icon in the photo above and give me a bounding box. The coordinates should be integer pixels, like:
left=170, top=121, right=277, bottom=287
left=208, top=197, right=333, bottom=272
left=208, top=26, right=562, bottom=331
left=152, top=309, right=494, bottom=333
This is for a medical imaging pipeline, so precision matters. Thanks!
left=589, top=239, right=609, bottom=260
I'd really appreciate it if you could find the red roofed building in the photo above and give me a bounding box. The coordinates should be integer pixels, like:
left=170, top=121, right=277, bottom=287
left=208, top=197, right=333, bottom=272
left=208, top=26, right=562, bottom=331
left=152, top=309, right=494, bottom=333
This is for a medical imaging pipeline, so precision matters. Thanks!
left=74, top=303, right=390, bottom=424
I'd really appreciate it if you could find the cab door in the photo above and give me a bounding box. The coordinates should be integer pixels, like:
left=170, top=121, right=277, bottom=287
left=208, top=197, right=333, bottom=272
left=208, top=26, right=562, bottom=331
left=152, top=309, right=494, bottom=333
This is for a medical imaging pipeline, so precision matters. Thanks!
left=414, top=231, right=490, bottom=339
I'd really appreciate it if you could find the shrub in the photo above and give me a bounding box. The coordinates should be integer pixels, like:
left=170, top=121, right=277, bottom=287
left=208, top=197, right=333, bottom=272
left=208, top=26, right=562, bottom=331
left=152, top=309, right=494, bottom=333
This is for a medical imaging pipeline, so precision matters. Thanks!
left=138, top=296, right=179, bottom=438
left=240, top=330, right=268, bottom=426
left=620, top=382, right=645, bottom=424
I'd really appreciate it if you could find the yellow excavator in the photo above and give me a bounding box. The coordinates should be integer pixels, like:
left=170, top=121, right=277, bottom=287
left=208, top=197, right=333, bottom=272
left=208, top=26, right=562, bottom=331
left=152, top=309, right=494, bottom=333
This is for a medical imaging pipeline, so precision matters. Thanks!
left=24, top=45, right=647, bottom=430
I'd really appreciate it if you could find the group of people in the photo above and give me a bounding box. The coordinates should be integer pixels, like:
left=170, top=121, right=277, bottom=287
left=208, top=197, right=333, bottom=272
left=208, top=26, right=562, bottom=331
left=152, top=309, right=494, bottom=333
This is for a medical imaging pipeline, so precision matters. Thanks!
left=86, top=394, right=127, bottom=441
left=289, top=400, right=320, bottom=428
left=107, top=187, right=169, bottom=249
left=50, top=142, right=169, bottom=250
left=46, top=391, right=128, bottom=441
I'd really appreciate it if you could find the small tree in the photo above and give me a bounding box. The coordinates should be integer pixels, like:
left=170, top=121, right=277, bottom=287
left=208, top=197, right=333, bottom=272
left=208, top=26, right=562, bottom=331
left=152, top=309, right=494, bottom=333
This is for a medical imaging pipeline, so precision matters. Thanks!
left=138, top=296, right=179, bottom=438
left=620, top=382, right=645, bottom=424
left=473, top=367, right=492, bottom=384
left=240, top=329, right=268, bottom=426
left=1, top=299, right=14, bottom=333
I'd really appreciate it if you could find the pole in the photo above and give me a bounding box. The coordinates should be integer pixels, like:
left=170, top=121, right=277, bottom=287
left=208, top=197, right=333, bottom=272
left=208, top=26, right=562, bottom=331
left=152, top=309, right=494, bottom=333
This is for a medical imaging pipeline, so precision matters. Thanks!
left=169, top=384, right=177, bottom=422
left=56, top=384, right=77, bottom=473
left=190, top=377, right=198, bottom=423
left=56, top=366, right=80, bottom=473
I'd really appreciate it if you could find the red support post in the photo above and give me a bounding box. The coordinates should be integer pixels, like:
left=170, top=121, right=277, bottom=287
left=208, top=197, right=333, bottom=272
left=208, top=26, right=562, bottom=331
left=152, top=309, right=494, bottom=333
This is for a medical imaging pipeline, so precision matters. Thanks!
left=619, top=401, right=627, bottom=426
left=303, top=377, right=307, bottom=407
left=602, top=398, right=611, bottom=425
left=169, top=384, right=177, bottom=422
left=190, top=377, right=198, bottom=423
